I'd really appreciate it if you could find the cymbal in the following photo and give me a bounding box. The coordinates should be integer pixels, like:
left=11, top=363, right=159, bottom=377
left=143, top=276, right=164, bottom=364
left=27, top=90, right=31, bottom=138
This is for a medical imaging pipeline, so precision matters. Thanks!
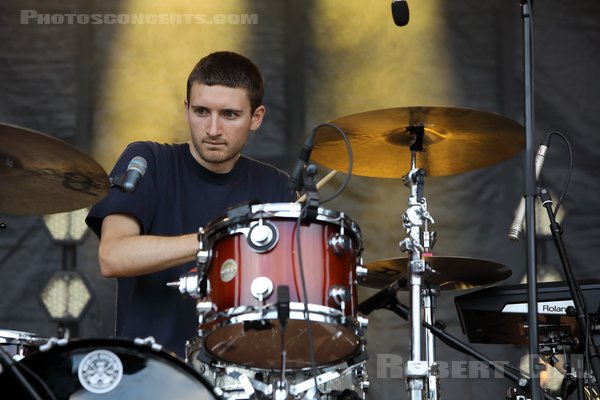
left=312, top=106, right=524, bottom=177
left=0, top=123, right=109, bottom=215
left=358, top=256, right=512, bottom=291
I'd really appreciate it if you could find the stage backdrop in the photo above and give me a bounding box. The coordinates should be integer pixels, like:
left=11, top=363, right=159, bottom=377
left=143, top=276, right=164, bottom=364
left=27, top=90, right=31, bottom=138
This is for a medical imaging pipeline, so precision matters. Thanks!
left=1, top=1, right=599, bottom=399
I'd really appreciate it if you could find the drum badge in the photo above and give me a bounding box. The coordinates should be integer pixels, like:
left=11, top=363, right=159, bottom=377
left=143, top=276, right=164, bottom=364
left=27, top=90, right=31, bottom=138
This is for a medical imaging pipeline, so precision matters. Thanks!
left=77, top=349, right=124, bottom=394
left=220, top=259, right=238, bottom=282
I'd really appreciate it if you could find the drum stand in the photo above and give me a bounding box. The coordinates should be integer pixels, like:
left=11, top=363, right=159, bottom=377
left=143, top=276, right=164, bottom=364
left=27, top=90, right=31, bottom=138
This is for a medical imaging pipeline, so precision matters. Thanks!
left=424, top=288, right=440, bottom=400
left=399, top=142, right=437, bottom=400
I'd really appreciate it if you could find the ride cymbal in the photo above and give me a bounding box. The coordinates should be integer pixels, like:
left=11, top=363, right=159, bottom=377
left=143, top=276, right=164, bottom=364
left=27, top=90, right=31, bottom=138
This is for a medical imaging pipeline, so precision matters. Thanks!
left=0, top=123, right=109, bottom=215
left=312, top=106, right=524, bottom=177
left=359, top=256, right=512, bottom=291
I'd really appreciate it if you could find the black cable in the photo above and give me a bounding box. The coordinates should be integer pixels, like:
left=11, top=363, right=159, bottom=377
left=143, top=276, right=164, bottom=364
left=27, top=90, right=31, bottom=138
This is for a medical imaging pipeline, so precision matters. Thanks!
left=311, top=122, right=353, bottom=205
left=295, top=212, right=320, bottom=398
left=0, top=349, right=58, bottom=400
left=546, top=132, right=573, bottom=216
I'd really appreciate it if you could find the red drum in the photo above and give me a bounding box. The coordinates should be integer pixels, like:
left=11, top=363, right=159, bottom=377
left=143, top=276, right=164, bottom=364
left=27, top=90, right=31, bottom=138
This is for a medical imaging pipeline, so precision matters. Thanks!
left=195, top=203, right=366, bottom=370
left=0, top=338, right=218, bottom=399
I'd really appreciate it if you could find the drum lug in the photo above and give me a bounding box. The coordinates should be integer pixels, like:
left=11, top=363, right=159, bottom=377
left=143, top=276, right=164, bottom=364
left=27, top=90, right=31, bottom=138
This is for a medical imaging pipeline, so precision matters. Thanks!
left=328, top=233, right=352, bottom=255
left=250, top=276, right=274, bottom=301
left=329, top=285, right=350, bottom=322
left=355, top=265, right=368, bottom=277
left=196, top=227, right=210, bottom=264
left=356, top=256, right=367, bottom=277
left=247, top=220, right=278, bottom=253
left=196, top=301, right=216, bottom=336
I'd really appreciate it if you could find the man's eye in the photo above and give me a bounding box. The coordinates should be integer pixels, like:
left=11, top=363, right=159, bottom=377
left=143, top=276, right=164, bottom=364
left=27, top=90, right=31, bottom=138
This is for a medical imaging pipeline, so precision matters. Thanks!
left=224, top=111, right=238, bottom=119
left=195, top=108, right=207, bottom=116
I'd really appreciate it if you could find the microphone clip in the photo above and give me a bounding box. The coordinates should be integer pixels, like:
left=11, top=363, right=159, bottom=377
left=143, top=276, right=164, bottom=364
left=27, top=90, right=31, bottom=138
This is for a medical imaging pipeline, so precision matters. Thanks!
left=109, top=174, right=127, bottom=191
left=301, top=164, right=319, bottom=222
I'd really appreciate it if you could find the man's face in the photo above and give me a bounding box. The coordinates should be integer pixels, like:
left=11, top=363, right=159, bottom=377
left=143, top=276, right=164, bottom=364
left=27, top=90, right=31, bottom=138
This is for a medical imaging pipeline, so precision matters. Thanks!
left=185, top=83, right=265, bottom=173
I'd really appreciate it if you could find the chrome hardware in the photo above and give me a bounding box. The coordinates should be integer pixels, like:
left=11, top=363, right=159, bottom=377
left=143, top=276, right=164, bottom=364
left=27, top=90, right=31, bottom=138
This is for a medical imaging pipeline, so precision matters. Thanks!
left=356, top=265, right=368, bottom=277
left=248, top=220, right=278, bottom=252
left=251, top=277, right=274, bottom=302
left=329, top=285, right=348, bottom=323
left=133, top=336, right=163, bottom=352
left=405, top=360, right=429, bottom=378
left=196, top=227, right=211, bottom=265
left=357, top=315, right=369, bottom=328
left=329, top=233, right=352, bottom=255
left=166, top=269, right=200, bottom=298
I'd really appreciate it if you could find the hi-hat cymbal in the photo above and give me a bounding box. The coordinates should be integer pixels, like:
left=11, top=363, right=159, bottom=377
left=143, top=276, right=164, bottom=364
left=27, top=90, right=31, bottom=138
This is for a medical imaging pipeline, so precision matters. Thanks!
left=0, top=123, right=109, bottom=215
left=312, top=106, right=524, bottom=177
left=359, top=256, right=512, bottom=290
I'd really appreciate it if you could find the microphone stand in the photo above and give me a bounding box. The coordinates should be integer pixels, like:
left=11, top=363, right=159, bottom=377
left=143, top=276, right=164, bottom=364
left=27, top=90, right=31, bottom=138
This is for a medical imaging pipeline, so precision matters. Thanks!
left=539, top=187, right=600, bottom=394
left=519, top=1, right=542, bottom=398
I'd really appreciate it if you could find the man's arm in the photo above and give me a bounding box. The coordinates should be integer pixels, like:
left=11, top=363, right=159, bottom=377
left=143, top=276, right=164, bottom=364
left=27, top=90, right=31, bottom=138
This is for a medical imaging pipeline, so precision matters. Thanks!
left=98, top=213, right=198, bottom=278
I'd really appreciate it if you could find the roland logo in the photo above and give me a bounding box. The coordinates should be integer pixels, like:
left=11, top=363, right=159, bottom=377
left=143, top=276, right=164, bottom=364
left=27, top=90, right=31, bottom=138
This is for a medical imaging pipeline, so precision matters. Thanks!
left=541, top=304, right=568, bottom=314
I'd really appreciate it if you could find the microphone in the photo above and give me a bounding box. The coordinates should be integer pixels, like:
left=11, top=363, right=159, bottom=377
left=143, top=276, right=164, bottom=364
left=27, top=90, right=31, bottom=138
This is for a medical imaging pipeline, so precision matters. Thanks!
left=391, top=0, right=410, bottom=27
left=277, top=285, right=290, bottom=330
left=110, top=156, right=147, bottom=193
left=289, top=134, right=315, bottom=192
left=508, top=136, right=550, bottom=241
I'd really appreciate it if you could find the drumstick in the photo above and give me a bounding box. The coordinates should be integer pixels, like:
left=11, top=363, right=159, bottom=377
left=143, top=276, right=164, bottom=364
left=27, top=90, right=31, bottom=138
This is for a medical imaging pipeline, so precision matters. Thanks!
left=295, top=170, right=338, bottom=203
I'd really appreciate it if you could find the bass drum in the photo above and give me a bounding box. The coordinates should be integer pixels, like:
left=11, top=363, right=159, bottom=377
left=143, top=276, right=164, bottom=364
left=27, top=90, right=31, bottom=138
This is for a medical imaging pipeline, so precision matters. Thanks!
left=0, top=338, right=219, bottom=399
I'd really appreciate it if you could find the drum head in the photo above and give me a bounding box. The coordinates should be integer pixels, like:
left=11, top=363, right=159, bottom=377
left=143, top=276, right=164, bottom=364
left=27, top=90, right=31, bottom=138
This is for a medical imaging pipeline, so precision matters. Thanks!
left=0, top=338, right=218, bottom=399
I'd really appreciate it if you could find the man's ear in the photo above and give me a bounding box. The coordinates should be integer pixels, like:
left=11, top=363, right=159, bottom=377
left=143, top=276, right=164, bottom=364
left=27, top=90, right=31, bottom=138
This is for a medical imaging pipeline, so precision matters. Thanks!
left=250, top=105, right=266, bottom=131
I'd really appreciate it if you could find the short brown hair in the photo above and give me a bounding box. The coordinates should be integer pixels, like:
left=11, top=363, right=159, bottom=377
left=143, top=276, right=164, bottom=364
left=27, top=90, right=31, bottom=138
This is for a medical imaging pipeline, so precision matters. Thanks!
left=186, top=51, right=264, bottom=113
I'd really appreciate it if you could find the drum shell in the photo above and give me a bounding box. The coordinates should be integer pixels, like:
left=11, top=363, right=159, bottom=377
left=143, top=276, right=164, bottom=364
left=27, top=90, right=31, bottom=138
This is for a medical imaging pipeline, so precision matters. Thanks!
left=207, top=218, right=359, bottom=314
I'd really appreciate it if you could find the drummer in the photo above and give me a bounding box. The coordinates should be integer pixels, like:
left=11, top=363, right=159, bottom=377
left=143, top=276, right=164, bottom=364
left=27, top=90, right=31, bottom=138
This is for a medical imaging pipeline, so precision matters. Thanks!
left=86, top=51, right=296, bottom=358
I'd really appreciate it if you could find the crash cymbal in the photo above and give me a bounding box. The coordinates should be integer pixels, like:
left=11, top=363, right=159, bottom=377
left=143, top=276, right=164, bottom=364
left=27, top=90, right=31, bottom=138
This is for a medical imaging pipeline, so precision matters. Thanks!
left=312, top=106, right=524, bottom=177
left=0, top=123, right=109, bottom=215
left=359, top=256, right=512, bottom=290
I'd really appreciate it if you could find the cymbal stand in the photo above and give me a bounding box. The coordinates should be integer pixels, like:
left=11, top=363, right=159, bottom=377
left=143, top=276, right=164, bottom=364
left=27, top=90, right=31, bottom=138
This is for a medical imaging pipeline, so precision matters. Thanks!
left=399, top=140, right=435, bottom=400
left=424, top=288, right=440, bottom=400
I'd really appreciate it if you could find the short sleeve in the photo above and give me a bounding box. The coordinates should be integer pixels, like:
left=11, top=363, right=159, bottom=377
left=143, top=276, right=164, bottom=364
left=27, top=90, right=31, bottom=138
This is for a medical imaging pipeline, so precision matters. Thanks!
left=86, top=141, right=157, bottom=238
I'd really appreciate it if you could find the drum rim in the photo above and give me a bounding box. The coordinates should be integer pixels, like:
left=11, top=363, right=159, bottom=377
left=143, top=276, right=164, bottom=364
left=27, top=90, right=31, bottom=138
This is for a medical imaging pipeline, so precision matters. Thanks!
left=16, top=336, right=217, bottom=392
left=202, top=202, right=362, bottom=241
left=198, top=302, right=364, bottom=371
left=0, top=329, right=47, bottom=344
left=4, top=337, right=223, bottom=400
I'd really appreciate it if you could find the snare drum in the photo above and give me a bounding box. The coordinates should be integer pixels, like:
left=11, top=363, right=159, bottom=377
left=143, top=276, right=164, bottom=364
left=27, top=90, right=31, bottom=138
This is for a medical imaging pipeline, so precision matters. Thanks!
left=0, top=329, right=47, bottom=361
left=195, top=203, right=366, bottom=370
left=0, top=338, right=218, bottom=399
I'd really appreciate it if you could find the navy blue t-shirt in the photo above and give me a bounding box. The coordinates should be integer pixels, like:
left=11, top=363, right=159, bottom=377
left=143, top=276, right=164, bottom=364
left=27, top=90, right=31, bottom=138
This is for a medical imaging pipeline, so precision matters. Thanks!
left=86, top=141, right=296, bottom=357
